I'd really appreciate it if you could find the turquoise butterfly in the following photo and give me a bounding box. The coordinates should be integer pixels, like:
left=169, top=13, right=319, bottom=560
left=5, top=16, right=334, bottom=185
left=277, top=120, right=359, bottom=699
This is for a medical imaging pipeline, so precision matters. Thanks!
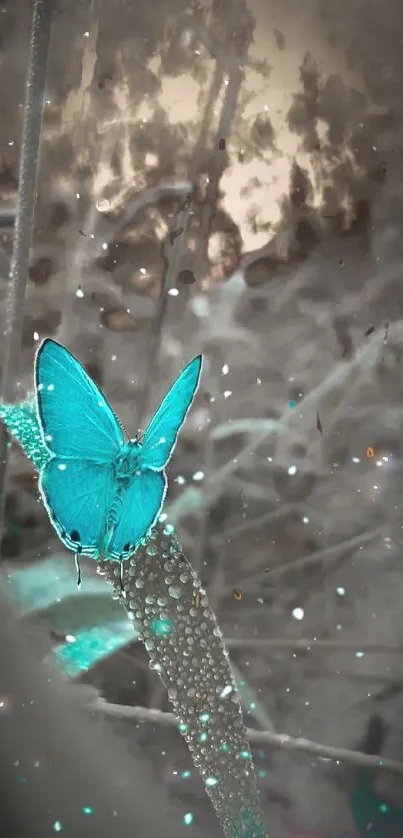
left=35, top=339, right=202, bottom=574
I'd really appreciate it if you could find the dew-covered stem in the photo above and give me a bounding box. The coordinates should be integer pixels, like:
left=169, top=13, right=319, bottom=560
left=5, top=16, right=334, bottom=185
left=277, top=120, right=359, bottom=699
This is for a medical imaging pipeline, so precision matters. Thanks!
left=99, top=524, right=268, bottom=838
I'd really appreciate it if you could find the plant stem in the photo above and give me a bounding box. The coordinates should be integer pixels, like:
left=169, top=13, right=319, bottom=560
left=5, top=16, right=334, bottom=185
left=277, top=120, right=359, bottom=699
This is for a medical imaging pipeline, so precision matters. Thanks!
left=0, top=0, right=53, bottom=536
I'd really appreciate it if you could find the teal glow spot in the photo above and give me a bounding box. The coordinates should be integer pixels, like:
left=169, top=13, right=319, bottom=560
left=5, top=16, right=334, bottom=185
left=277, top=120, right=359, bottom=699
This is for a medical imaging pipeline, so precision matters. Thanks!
left=55, top=621, right=136, bottom=678
left=199, top=712, right=210, bottom=723
left=53, top=822, right=63, bottom=833
left=151, top=618, right=173, bottom=637
left=221, top=743, right=229, bottom=752
left=258, top=769, right=267, bottom=778
left=288, top=400, right=297, bottom=408
left=240, top=750, right=251, bottom=760
left=82, top=806, right=93, bottom=815
left=183, top=813, right=194, bottom=826
left=181, top=770, right=192, bottom=779
left=3, top=555, right=121, bottom=616
left=199, top=732, right=208, bottom=743
left=205, top=776, right=219, bottom=787
left=179, top=723, right=188, bottom=733
left=378, top=803, right=389, bottom=814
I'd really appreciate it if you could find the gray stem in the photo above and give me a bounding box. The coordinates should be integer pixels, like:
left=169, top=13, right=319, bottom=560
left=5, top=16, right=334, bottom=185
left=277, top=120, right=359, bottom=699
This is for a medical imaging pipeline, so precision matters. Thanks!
left=0, top=0, right=53, bottom=545
left=99, top=523, right=268, bottom=838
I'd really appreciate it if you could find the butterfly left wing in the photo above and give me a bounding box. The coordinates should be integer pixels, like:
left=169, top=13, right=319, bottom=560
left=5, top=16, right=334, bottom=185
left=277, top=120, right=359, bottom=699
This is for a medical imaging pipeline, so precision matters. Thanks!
left=140, top=355, right=202, bottom=471
left=107, top=470, right=167, bottom=560
left=35, top=339, right=124, bottom=462
left=39, top=457, right=114, bottom=557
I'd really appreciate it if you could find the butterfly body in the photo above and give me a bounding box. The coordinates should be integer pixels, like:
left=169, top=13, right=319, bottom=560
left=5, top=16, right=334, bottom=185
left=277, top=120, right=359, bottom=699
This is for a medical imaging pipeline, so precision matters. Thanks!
left=113, top=439, right=143, bottom=482
left=35, top=339, right=201, bottom=564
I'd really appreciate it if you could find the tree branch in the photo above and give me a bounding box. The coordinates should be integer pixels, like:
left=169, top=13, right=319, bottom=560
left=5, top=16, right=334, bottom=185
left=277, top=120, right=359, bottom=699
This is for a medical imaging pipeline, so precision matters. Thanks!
left=93, top=698, right=403, bottom=775
left=225, top=638, right=403, bottom=653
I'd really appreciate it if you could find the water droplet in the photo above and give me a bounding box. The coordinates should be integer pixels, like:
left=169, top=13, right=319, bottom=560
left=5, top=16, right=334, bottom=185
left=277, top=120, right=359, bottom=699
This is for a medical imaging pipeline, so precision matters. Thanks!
left=183, top=813, right=194, bottom=826
left=164, top=524, right=175, bottom=536
left=219, top=685, right=233, bottom=699
left=205, top=776, right=219, bottom=787
left=157, top=595, right=168, bottom=606
left=168, top=585, right=182, bottom=599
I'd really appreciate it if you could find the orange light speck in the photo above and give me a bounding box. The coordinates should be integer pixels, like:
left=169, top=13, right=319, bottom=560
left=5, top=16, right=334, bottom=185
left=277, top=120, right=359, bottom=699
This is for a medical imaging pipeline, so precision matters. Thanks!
left=232, top=589, right=242, bottom=601
left=366, top=446, right=375, bottom=458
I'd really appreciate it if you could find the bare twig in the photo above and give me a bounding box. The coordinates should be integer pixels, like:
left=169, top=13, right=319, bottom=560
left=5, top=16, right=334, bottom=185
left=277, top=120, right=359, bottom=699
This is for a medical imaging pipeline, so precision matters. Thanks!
left=93, top=698, right=403, bottom=775
left=237, top=527, right=385, bottom=594
left=205, top=333, right=385, bottom=503
left=225, top=637, right=403, bottom=653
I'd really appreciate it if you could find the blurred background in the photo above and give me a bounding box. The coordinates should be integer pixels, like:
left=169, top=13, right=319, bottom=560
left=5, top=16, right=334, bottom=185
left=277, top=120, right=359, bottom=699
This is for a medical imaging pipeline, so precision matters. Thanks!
left=1, top=0, right=403, bottom=835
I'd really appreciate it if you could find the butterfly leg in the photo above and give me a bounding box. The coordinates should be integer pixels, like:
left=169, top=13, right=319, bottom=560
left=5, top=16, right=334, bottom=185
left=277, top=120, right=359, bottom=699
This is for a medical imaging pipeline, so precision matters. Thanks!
left=119, top=561, right=124, bottom=594
left=74, top=552, right=82, bottom=588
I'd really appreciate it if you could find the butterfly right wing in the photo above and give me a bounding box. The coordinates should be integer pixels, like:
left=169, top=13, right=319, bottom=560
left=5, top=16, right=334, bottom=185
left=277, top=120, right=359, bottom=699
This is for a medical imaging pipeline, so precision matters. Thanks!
left=35, top=338, right=124, bottom=462
left=106, top=470, right=167, bottom=560
left=39, top=457, right=114, bottom=557
left=140, top=355, right=202, bottom=471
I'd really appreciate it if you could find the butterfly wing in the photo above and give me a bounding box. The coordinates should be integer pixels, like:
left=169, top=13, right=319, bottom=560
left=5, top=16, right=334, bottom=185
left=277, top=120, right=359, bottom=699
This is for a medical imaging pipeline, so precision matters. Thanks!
left=35, top=339, right=124, bottom=461
left=140, top=355, right=202, bottom=471
left=39, top=457, right=114, bottom=557
left=107, top=471, right=167, bottom=560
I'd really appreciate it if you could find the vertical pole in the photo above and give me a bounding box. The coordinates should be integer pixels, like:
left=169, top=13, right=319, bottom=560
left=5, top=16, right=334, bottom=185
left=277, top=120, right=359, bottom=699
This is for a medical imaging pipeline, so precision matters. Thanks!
left=0, top=0, right=54, bottom=541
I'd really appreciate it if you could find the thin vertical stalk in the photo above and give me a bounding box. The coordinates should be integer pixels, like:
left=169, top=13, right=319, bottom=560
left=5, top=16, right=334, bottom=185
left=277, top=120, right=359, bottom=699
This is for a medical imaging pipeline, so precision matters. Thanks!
left=0, top=0, right=53, bottom=522
left=134, top=189, right=193, bottom=431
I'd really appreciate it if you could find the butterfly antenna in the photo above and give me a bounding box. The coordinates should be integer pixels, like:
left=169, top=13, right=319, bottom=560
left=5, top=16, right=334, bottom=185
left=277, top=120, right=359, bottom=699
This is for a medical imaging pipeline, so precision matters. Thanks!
left=74, top=554, right=82, bottom=588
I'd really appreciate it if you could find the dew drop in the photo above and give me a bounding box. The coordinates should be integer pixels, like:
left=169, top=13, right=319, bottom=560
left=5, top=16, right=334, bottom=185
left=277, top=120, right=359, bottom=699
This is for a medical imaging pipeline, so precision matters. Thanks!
left=135, top=577, right=145, bottom=588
